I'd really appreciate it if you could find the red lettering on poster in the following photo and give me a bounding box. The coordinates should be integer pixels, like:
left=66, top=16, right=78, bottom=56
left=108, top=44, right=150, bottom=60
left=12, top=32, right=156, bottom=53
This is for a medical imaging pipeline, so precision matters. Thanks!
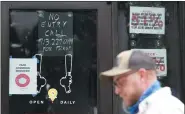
left=160, top=64, right=165, bottom=71
left=132, top=14, right=139, bottom=25
left=131, top=14, right=163, bottom=27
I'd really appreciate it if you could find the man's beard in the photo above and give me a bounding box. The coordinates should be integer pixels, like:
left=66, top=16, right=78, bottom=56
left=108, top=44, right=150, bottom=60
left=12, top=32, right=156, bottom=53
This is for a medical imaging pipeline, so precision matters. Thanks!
left=122, top=101, right=130, bottom=114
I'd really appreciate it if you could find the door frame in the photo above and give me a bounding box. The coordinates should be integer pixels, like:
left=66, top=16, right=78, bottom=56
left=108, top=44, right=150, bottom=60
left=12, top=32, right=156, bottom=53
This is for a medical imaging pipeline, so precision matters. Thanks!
left=1, top=2, right=113, bottom=114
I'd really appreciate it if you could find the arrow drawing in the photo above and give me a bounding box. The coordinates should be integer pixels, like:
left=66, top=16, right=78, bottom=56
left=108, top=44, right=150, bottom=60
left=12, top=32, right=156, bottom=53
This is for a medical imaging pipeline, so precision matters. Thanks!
left=60, top=54, right=73, bottom=94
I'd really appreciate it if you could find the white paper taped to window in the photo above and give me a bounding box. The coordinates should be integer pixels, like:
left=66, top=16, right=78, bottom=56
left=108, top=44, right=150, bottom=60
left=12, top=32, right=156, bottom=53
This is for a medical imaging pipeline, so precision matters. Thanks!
left=9, top=58, right=37, bottom=94
left=129, top=6, right=165, bottom=34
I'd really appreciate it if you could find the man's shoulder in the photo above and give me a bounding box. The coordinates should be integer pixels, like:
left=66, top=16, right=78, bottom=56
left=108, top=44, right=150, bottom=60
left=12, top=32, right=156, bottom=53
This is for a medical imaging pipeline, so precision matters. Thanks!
left=152, top=95, right=184, bottom=114
left=138, top=87, right=184, bottom=114
left=156, top=92, right=184, bottom=112
left=149, top=87, right=183, bottom=107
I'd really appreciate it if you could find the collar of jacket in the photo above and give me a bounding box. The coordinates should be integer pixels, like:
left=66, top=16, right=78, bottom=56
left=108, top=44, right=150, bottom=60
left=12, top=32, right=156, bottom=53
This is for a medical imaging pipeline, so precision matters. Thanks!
left=128, top=80, right=161, bottom=114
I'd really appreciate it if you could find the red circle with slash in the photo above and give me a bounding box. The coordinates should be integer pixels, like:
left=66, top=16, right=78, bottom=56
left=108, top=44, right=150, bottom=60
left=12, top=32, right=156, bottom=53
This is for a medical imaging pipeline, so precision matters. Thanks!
left=15, top=74, right=30, bottom=87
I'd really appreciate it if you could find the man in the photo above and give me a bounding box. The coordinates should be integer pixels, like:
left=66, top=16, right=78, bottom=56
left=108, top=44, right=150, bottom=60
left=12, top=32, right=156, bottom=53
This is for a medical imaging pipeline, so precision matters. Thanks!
left=100, top=50, right=184, bottom=114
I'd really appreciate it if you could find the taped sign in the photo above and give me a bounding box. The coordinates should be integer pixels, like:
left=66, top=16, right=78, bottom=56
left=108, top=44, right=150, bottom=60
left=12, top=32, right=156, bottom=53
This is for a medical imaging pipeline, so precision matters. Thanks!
left=133, top=49, right=167, bottom=77
left=129, top=6, right=165, bottom=34
left=9, top=58, right=37, bottom=94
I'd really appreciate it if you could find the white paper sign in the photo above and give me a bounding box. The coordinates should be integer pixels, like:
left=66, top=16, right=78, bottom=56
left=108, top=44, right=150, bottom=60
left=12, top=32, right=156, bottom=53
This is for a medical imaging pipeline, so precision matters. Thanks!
left=129, top=6, right=165, bottom=34
left=9, top=58, right=37, bottom=94
left=133, top=49, right=167, bottom=77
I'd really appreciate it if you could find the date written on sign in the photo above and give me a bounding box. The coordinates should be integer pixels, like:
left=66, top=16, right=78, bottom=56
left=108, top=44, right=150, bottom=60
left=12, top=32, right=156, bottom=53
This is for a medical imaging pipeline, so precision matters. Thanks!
left=38, top=38, right=73, bottom=52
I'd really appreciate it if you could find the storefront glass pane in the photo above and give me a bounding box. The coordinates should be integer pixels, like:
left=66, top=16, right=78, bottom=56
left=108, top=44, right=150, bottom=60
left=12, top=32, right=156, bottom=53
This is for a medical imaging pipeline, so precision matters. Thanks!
left=9, top=10, right=97, bottom=114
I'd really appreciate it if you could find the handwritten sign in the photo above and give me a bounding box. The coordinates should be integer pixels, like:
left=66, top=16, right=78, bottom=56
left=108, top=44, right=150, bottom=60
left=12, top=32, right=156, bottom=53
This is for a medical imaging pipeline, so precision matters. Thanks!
left=129, top=6, right=165, bottom=34
left=38, top=11, right=73, bottom=56
left=133, top=49, right=167, bottom=77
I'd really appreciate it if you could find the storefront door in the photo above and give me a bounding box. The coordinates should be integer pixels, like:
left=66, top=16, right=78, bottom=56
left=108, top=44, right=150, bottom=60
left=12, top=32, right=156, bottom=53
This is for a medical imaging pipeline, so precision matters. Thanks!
left=1, top=2, right=113, bottom=114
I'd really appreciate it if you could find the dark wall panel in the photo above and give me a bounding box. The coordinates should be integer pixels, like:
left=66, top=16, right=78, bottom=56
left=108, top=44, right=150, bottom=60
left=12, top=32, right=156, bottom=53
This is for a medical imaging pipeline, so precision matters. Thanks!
left=178, top=1, right=185, bottom=103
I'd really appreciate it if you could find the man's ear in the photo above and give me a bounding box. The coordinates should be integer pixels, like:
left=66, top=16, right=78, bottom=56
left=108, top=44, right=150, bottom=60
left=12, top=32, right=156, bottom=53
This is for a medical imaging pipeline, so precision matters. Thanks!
left=138, top=68, right=147, bottom=82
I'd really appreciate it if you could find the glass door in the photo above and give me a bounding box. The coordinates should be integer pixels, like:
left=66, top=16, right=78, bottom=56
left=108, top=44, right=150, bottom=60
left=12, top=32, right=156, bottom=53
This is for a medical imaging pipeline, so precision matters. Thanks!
left=1, top=2, right=113, bottom=114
